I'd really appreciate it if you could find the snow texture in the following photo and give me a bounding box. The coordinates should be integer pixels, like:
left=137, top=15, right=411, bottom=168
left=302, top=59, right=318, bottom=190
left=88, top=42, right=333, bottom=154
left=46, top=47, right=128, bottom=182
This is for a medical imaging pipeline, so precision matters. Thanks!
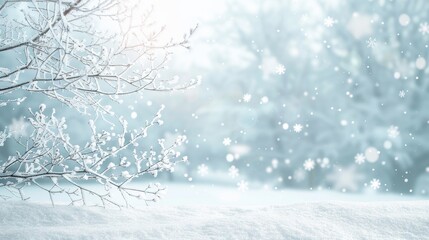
left=1, top=201, right=428, bottom=240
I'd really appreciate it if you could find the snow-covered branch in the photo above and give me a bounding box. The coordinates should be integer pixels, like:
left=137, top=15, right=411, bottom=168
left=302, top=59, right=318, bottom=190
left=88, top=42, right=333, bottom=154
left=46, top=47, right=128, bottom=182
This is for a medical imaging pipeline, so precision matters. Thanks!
left=0, top=105, right=188, bottom=207
left=0, top=0, right=196, bottom=207
left=0, top=0, right=199, bottom=115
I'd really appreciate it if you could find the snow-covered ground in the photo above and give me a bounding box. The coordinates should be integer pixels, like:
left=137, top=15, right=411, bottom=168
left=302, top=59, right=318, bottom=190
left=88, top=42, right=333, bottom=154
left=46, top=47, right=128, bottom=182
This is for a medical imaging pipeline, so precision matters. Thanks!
left=1, top=200, right=429, bottom=239
left=1, top=184, right=428, bottom=239
left=5, top=183, right=422, bottom=206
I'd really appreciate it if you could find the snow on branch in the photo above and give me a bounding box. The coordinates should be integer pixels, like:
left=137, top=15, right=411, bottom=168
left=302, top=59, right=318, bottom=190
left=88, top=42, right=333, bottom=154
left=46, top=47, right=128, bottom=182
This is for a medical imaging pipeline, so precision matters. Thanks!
left=0, top=0, right=199, bottom=115
left=0, top=0, right=196, bottom=207
left=0, top=105, right=188, bottom=207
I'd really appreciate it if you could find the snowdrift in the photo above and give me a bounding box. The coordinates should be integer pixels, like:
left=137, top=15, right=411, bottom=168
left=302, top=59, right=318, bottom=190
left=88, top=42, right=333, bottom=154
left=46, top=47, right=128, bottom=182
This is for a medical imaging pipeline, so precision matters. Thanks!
left=1, top=201, right=428, bottom=239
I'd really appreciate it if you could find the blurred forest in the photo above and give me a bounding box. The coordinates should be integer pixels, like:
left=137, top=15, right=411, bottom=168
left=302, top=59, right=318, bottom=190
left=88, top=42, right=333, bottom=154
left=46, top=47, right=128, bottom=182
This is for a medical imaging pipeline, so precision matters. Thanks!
left=1, top=0, right=429, bottom=196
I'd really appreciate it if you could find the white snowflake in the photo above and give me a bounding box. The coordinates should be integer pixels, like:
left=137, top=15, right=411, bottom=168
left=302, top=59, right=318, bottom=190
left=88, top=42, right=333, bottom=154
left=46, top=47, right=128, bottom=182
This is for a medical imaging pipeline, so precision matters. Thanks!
left=260, top=96, right=269, bottom=104
left=197, top=164, right=208, bottom=176
left=226, top=153, right=235, bottom=162
left=282, top=123, right=289, bottom=130
left=370, top=178, right=381, bottom=190
left=318, top=157, right=330, bottom=168
left=242, top=94, right=252, bottom=102
left=303, top=159, right=315, bottom=171
left=293, top=124, right=303, bottom=133
left=354, top=153, right=366, bottom=165
left=275, top=64, right=286, bottom=75
left=222, top=138, right=232, bottom=146
left=324, top=17, right=336, bottom=27
left=419, top=22, right=429, bottom=35
left=399, top=90, right=406, bottom=98
left=237, top=180, right=248, bottom=192
left=387, top=125, right=399, bottom=139
left=366, top=37, right=377, bottom=48
left=228, top=165, right=239, bottom=178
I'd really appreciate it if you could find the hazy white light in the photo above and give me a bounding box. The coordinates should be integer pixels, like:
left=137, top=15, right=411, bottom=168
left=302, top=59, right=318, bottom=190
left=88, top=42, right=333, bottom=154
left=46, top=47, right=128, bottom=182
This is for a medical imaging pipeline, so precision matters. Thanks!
left=365, top=147, right=380, bottom=163
left=282, top=123, right=289, bottom=130
left=130, top=112, right=137, bottom=119
left=416, top=57, right=426, bottom=70
left=394, top=72, right=401, bottom=79
left=384, top=141, right=392, bottom=149
left=399, top=14, right=410, bottom=26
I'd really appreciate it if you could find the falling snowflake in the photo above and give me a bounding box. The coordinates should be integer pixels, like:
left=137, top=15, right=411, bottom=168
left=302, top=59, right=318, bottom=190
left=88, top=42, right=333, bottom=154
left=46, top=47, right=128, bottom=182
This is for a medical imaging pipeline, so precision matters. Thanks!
left=197, top=164, right=208, bottom=176
left=398, top=14, right=410, bottom=26
left=271, top=158, right=279, bottom=169
left=419, top=22, right=429, bottom=35
left=222, top=138, right=232, bottom=146
left=229, top=144, right=251, bottom=157
left=365, top=147, right=380, bottom=163
left=399, top=90, right=406, bottom=98
left=226, top=153, right=235, bottom=162
left=130, top=112, right=137, bottom=119
left=237, top=180, right=249, bottom=192
left=366, top=37, right=377, bottom=48
left=384, top=140, right=393, bottom=149
left=260, top=96, right=269, bottom=104
left=370, top=178, right=381, bottom=190
left=416, top=57, right=426, bottom=70
left=228, top=165, right=239, bottom=178
left=282, top=123, right=289, bottom=130
left=303, top=159, right=315, bottom=171
left=318, top=157, right=330, bottom=168
left=324, top=17, right=336, bottom=27
left=293, top=124, right=303, bottom=133
left=354, top=153, right=366, bottom=165
left=242, top=94, right=252, bottom=102
left=387, top=125, right=399, bottom=139
left=276, top=64, right=286, bottom=75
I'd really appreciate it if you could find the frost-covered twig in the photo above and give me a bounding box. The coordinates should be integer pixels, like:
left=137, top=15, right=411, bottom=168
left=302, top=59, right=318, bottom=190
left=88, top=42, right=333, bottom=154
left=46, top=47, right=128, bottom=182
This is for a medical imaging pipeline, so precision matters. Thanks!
left=0, top=0, right=196, bottom=207
left=0, top=0, right=197, bottom=206
left=0, top=0, right=199, bottom=114
left=0, top=105, right=188, bottom=207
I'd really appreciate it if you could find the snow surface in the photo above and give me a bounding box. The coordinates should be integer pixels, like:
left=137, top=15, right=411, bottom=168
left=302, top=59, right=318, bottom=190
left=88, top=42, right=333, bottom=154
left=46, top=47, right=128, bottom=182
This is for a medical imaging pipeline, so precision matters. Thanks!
left=0, top=184, right=427, bottom=239
left=1, top=200, right=429, bottom=240
left=5, top=183, right=421, bottom=207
